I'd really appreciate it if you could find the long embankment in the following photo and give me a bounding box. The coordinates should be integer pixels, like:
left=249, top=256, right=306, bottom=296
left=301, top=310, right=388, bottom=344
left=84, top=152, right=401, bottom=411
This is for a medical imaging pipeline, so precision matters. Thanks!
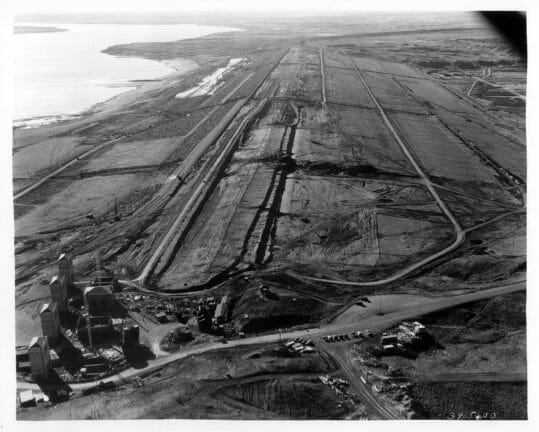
left=136, top=97, right=269, bottom=284
left=130, top=48, right=291, bottom=286
left=77, top=49, right=289, bottom=278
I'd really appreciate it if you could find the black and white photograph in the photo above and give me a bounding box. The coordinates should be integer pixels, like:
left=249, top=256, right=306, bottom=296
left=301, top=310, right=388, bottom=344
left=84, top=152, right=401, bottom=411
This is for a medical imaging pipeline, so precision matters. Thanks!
left=0, top=0, right=533, bottom=424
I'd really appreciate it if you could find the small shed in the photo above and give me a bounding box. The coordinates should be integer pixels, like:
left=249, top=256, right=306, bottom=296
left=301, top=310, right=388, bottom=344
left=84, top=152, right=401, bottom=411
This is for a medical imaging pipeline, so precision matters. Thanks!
left=19, top=390, right=34, bottom=407
left=381, top=334, right=398, bottom=344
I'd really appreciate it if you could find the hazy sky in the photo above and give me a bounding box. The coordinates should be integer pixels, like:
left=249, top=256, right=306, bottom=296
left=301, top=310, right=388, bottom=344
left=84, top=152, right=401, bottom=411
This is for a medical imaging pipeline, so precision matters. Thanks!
left=14, top=0, right=372, bottom=14
left=13, top=0, right=517, bottom=14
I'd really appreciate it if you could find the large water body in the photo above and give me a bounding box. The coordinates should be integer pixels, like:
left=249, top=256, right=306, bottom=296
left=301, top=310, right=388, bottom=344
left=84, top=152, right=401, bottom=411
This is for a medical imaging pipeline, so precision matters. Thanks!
left=14, top=23, right=238, bottom=127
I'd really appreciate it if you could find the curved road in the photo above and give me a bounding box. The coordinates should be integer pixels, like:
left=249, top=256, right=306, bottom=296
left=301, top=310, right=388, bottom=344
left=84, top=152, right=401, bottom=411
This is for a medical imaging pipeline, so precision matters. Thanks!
left=17, top=280, right=525, bottom=393
left=123, top=48, right=520, bottom=295
left=290, top=208, right=523, bottom=287
left=287, top=49, right=522, bottom=289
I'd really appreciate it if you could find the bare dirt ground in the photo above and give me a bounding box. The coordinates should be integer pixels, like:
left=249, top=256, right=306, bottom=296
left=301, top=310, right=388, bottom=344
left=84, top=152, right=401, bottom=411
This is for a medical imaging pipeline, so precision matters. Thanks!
left=14, top=12, right=525, bottom=420
left=381, top=292, right=526, bottom=419
left=333, top=294, right=435, bottom=325
left=17, top=343, right=355, bottom=420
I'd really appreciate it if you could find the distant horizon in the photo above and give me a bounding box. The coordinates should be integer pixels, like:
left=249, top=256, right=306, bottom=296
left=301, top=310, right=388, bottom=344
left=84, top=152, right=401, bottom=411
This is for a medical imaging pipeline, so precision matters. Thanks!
left=14, top=10, right=482, bottom=26
left=15, top=10, right=478, bottom=19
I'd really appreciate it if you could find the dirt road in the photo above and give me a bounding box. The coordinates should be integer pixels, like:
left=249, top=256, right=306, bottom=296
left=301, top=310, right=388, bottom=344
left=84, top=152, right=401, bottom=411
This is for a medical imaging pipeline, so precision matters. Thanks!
left=291, top=208, right=523, bottom=287
left=329, top=345, right=400, bottom=419
left=13, top=136, right=124, bottom=200
left=17, top=280, right=525, bottom=399
left=345, top=50, right=465, bottom=248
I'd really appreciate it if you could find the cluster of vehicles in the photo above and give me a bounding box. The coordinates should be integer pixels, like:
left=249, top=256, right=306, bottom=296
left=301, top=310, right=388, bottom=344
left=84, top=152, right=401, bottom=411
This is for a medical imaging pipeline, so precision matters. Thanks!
left=323, top=329, right=373, bottom=343
left=285, top=337, right=316, bottom=355
left=290, top=337, right=315, bottom=346
left=319, top=375, right=350, bottom=392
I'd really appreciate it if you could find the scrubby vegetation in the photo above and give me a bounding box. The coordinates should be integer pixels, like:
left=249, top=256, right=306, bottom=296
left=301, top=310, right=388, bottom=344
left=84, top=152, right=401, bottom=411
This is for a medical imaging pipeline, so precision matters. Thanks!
left=410, top=381, right=527, bottom=419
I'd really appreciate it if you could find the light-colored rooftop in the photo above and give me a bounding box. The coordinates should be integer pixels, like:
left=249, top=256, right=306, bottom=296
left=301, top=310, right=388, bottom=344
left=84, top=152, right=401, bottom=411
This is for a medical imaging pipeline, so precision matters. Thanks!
left=39, top=302, right=57, bottom=314
left=84, top=285, right=113, bottom=296
left=19, top=390, right=34, bottom=403
left=28, top=336, right=48, bottom=349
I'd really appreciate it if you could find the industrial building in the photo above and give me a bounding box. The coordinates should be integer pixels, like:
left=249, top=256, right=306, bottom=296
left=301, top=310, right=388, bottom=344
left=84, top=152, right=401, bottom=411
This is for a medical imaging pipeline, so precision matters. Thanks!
left=91, top=267, right=120, bottom=292
left=16, top=347, right=30, bottom=372
left=75, top=281, right=117, bottom=346
left=213, top=295, right=231, bottom=327
left=122, top=325, right=140, bottom=348
left=83, top=285, right=115, bottom=315
left=413, top=321, right=427, bottom=335
left=196, top=297, right=217, bottom=332
left=28, top=336, right=51, bottom=381
left=18, top=390, right=35, bottom=407
left=49, top=276, right=67, bottom=311
left=39, top=302, right=60, bottom=343
left=380, top=334, right=398, bottom=345
left=57, top=253, right=75, bottom=289
left=77, top=312, right=113, bottom=346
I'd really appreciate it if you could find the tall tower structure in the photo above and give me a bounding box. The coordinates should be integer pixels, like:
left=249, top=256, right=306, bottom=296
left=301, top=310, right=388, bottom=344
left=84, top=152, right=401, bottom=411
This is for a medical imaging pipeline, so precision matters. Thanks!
left=28, top=336, right=50, bottom=381
left=39, top=302, right=60, bottom=343
left=49, top=276, right=67, bottom=311
left=58, top=253, right=74, bottom=289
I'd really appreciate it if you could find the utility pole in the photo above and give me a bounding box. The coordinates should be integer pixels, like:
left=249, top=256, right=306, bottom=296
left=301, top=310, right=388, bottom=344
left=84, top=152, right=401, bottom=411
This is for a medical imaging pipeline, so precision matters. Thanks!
left=114, top=198, right=120, bottom=221
left=86, top=315, right=93, bottom=347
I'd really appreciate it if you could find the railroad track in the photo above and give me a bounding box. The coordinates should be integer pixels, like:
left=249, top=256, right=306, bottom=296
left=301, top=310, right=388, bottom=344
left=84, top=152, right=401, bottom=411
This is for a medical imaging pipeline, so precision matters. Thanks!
left=128, top=48, right=291, bottom=286
left=134, top=97, right=269, bottom=285
left=17, top=280, right=525, bottom=421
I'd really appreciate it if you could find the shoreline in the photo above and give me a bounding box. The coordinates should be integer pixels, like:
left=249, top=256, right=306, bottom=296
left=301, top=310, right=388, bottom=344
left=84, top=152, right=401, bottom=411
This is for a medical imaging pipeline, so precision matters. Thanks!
left=14, top=58, right=200, bottom=130
left=13, top=57, right=201, bottom=131
left=14, top=25, right=67, bottom=34
left=100, top=28, right=244, bottom=61
left=13, top=24, right=238, bottom=130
